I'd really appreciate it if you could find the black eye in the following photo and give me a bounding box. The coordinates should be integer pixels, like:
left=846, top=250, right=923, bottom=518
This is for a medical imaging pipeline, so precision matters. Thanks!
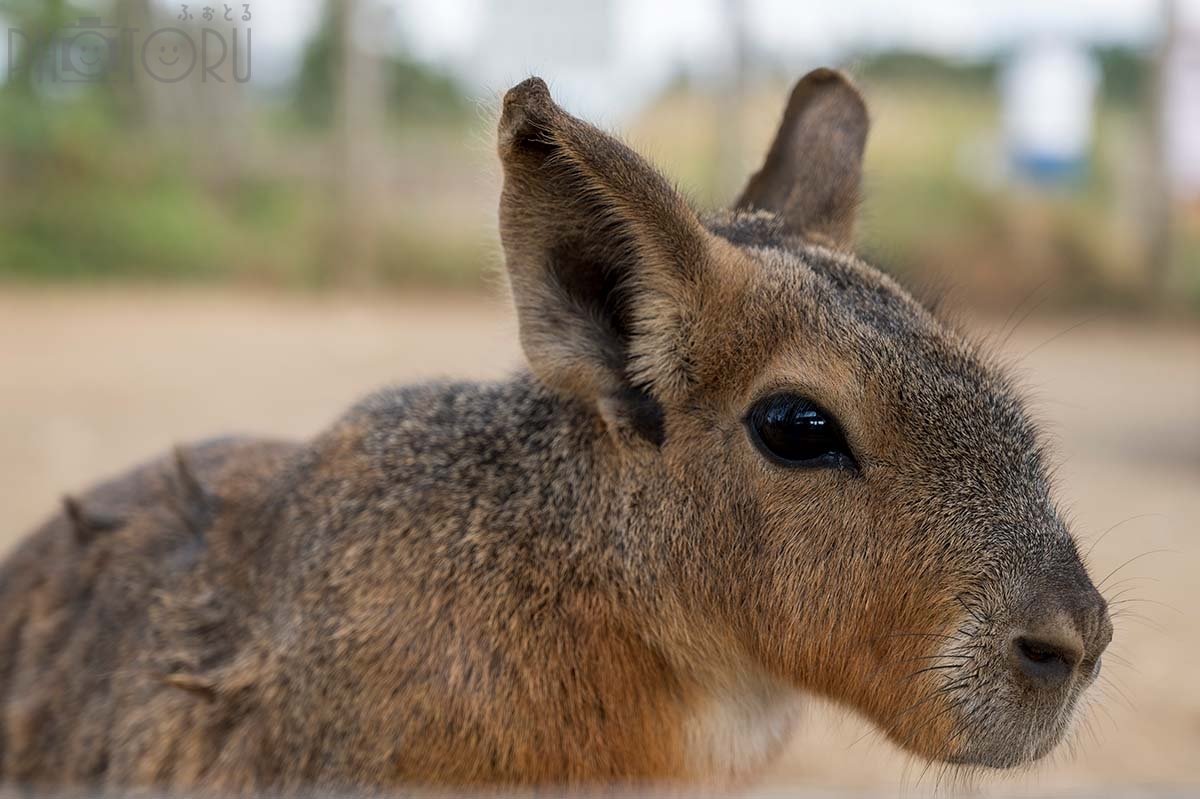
left=745, top=394, right=857, bottom=470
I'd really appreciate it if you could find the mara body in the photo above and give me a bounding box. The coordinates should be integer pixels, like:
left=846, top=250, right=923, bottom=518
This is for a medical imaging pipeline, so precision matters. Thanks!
left=1, top=378, right=772, bottom=787
left=0, top=71, right=1111, bottom=792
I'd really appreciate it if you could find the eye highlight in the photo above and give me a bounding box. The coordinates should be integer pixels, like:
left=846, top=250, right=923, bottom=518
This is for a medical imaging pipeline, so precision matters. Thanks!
left=745, top=394, right=857, bottom=470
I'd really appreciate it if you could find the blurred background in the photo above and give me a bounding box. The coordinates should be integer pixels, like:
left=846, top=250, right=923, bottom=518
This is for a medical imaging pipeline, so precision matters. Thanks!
left=2, top=0, right=1199, bottom=299
left=1, top=0, right=1198, bottom=796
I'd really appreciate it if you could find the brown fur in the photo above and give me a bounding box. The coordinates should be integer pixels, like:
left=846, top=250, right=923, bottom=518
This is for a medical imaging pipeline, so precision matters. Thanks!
left=0, top=71, right=1110, bottom=792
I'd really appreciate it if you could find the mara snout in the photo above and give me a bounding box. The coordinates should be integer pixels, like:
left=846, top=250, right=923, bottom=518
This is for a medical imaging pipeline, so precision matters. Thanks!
left=1010, top=596, right=1112, bottom=693
left=0, top=69, right=1113, bottom=792
left=928, top=554, right=1114, bottom=768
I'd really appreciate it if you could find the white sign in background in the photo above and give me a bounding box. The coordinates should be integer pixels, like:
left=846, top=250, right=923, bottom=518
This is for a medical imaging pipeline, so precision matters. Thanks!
left=1164, top=5, right=1200, bottom=200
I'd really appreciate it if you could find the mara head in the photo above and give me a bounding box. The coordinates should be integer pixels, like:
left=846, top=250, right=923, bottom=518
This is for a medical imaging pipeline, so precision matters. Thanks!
left=496, top=71, right=1112, bottom=770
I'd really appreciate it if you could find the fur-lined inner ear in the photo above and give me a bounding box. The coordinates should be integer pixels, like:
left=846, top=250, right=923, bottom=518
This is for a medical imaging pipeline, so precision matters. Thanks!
left=497, top=77, right=728, bottom=438
left=736, top=69, right=869, bottom=248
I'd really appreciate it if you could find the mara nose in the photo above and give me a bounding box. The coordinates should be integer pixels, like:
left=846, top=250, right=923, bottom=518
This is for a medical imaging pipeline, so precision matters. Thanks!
left=1010, top=597, right=1111, bottom=690
left=1011, top=630, right=1082, bottom=689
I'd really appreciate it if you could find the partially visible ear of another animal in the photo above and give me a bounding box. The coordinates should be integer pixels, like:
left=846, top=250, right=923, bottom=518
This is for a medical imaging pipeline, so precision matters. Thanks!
left=495, top=71, right=868, bottom=444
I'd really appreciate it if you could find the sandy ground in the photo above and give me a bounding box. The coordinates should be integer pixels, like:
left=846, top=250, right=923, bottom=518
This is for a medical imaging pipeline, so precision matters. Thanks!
left=1, top=287, right=1198, bottom=796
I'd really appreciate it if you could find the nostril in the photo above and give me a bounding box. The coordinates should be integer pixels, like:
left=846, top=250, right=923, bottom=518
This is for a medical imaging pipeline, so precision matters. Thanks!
left=1017, top=636, right=1075, bottom=666
left=1012, top=635, right=1080, bottom=688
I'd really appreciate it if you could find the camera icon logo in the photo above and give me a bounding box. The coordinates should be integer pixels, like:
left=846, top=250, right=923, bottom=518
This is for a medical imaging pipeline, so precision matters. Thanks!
left=55, top=18, right=120, bottom=82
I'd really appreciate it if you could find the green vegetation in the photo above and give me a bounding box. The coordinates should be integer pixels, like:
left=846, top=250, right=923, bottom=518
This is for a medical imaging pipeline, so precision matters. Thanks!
left=293, top=2, right=471, bottom=129
left=0, top=3, right=1195, bottom=310
left=0, top=0, right=490, bottom=288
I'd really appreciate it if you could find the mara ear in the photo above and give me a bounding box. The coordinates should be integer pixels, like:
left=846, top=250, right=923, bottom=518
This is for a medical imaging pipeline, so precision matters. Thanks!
left=735, top=68, right=869, bottom=248
left=497, top=77, right=739, bottom=443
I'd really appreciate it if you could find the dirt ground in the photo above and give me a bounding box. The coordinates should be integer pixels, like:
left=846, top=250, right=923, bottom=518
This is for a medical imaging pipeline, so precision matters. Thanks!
left=1, top=287, right=1197, bottom=796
